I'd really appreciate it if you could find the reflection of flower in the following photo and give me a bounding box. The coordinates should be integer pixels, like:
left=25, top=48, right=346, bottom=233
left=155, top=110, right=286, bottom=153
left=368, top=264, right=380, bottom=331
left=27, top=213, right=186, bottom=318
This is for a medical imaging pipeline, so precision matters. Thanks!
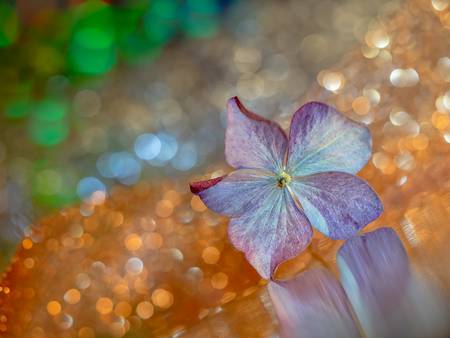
left=190, top=97, right=383, bottom=279
left=269, top=267, right=362, bottom=338
left=269, top=228, right=450, bottom=338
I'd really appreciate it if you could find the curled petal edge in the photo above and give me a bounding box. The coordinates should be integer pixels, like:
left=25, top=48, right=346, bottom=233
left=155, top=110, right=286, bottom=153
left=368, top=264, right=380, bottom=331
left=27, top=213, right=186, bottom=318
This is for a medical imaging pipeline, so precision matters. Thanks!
left=189, top=176, right=226, bottom=195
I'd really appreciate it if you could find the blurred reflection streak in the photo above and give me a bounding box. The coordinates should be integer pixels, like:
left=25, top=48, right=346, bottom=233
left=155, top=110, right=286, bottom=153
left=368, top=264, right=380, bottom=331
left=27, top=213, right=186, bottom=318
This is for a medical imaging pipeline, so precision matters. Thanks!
left=184, top=288, right=279, bottom=338
left=338, top=228, right=450, bottom=338
left=0, top=181, right=33, bottom=241
left=338, top=228, right=411, bottom=320
left=269, top=268, right=361, bottom=338
left=269, top=228, right=450, bottom=338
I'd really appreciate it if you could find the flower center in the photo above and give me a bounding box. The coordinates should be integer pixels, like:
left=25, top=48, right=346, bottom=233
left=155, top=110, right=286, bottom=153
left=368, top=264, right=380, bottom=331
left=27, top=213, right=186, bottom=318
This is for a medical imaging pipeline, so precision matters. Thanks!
left=276, top=171, right=291, bottom=189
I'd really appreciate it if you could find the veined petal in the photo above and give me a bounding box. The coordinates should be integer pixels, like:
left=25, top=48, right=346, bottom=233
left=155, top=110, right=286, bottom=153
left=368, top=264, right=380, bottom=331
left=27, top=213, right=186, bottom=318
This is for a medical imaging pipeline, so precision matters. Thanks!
left=269, top=268, right=362, bottom=338
left=290, top=172, right=382, bottom=239
left=228, top=188, right=312, bottom=279
left=226, top=97, right=287, bottom=173
left=190, top=169, right=275, bottom=217
left=287, top=102, right=371, bottom=176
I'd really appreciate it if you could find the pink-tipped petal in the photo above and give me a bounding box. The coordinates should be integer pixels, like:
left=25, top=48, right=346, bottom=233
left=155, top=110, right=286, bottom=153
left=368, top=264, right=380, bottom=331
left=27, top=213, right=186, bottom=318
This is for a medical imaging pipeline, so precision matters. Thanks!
left=226, top=97, right=288, bottom=173
left=190, top=176, right=225, bottom=195
left=228, top=188, right=313, bottom=280
left=287, top=102, right=371, bottom=176
left=290, top=172, right=383, bottom=239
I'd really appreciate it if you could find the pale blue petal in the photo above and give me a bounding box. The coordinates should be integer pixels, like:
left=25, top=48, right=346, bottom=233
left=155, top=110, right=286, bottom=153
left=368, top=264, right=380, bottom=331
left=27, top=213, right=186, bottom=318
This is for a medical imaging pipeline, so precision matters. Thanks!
left=226, top=97, right=287, bottom=173
left=228, top=188, right=312, bottom=279
left=191, top=169, right=275, bottom=217
left=290, top=172, right=383, bottom=239
left=287, top=102, right=371, bottom=176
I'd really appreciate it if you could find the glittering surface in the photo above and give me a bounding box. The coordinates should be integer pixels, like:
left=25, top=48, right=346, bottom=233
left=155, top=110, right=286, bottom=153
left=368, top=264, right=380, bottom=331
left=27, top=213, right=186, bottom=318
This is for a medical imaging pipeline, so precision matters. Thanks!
left=0, top=182, right=262, bottom=336
left=0, top=0, right=401, bottom=272
left=0, top=0, right=449, bottom=336
left=303, top=0, right=450, bottom=289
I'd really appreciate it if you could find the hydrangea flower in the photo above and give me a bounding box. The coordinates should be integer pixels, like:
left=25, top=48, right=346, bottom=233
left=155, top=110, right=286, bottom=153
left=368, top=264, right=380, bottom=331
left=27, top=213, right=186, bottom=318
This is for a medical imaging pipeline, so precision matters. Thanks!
left=190, top=97, right=383, bottom=279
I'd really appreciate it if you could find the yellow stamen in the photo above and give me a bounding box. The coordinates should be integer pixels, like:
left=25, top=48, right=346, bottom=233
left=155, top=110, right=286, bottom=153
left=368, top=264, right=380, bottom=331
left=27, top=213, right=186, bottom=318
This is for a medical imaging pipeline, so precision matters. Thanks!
left=276, top=171, right=291, bottom=189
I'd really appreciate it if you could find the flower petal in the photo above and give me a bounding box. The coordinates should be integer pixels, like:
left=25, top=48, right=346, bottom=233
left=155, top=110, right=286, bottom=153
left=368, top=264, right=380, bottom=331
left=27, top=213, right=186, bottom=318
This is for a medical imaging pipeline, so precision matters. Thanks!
left=339, top=229, right=450, bottom=338
left=226, top=97, right=288, bottom=173
left=190, top=169, right=275, bottom=217
left=290, top=172, right=383, bottom=239
left=268, top=268, right=362, bottom=338
left=287, top=102, right=371, bottom=176
left=228, top=188, right=312, bottom=279
left=337, top=228, right=413, bottom=338
left=189, top=176, right=226, bottom=194
left=337, top=228, right=410, bottom=315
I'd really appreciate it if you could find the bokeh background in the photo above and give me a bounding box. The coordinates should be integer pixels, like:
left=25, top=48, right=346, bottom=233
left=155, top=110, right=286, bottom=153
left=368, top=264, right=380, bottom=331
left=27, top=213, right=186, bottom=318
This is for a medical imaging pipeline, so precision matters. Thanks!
left=0, top=0, right=449, bottom=337
left=0, top=0, right=397, bottom=253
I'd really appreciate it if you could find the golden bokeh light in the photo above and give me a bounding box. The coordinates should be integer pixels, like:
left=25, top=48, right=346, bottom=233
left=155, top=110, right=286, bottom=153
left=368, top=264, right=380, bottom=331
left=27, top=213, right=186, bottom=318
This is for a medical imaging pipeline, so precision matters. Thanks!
left=124, top=233, right=143, bottom=251
left=46, top=301, right=61, bottom=316
left=22, top=239, right=33, bottom=250
left=96, top=297, right=114, bottom=315
left=211, top=272, right=229, bottom=290
left=143, top=232, right=163, bottom=250
left=202, top=246, right=221, bottom=264
left=136, top=301, right=154, bottom=319
left=114, top=301, right=133, bottom=317
left=63, top=289, right=81, bottom=305
left=151, top=289, right=174, bottom=309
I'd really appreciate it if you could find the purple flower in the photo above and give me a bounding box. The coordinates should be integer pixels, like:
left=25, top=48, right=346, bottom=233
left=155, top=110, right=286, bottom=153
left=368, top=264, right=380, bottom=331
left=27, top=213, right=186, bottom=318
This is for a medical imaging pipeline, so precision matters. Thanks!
left=190, top=97, right=383, bottom=279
